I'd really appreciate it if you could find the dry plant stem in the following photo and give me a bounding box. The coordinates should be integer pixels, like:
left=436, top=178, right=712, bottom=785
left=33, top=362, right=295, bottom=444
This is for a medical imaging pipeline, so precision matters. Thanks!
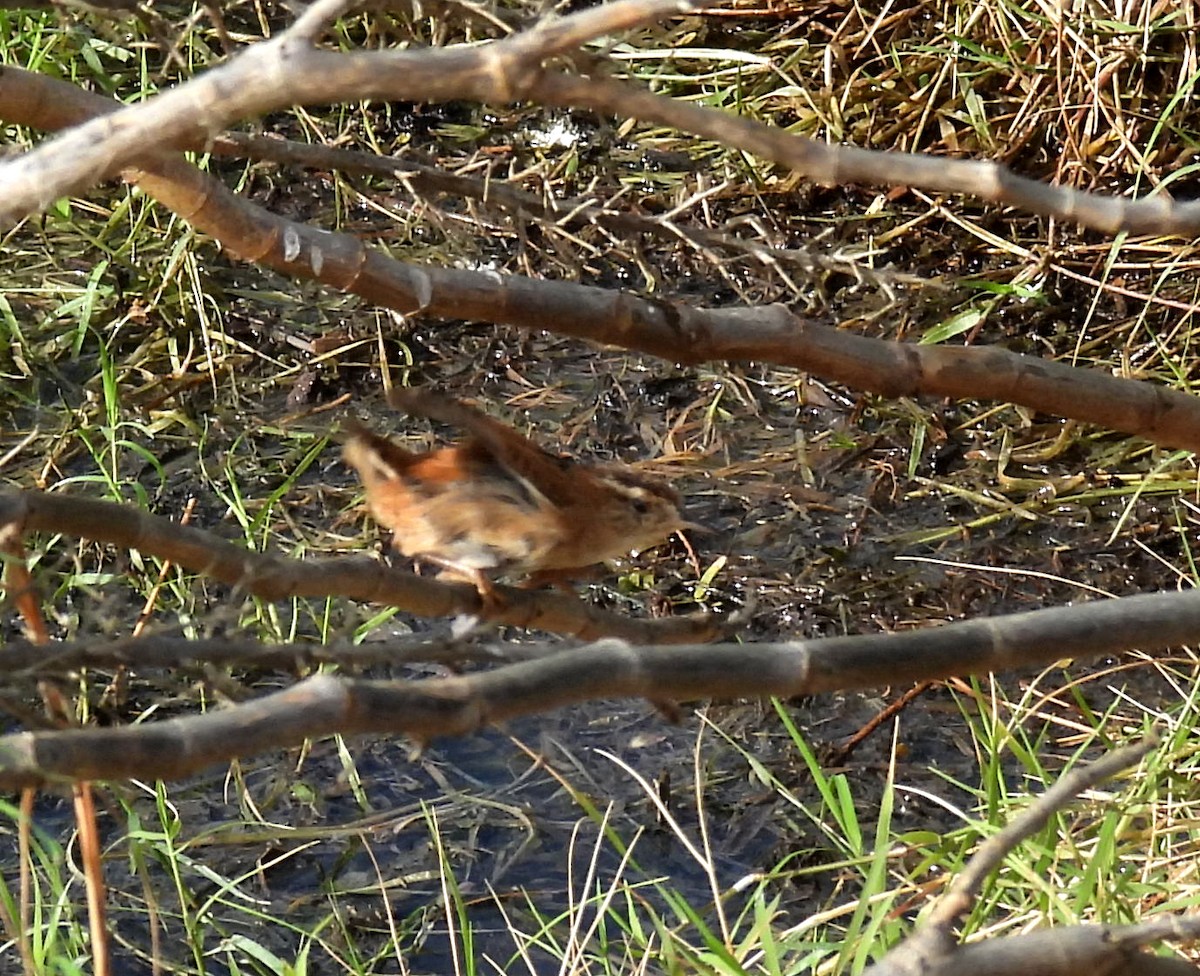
left=0, top=488, right=718, bottom=643
left=73, top=784, right=109, bottom=976
left=38, top=685, right=109, bottom=973
left=0, top=541, right=106, bottom=973
left=0, top=551, right=47, bottom=646
left=131, top=496, right=197, bottom=638
left=3, top=589, right=1200, bottom=787
left=16, top=789, right=33, bottom=976
left=826, top=681, right=933, bottom=765
left=3, top=70, right=1199, bottom=451
left=0, top=531, right=53, bottom=973
left=0, top=520, right=47, bottom=646
left=4, top=3, right=1200, bottom=238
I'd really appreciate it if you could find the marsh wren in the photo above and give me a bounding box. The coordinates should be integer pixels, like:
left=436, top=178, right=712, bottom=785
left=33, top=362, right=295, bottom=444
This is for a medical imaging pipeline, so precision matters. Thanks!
left=342, top=389, right=687, bottom=602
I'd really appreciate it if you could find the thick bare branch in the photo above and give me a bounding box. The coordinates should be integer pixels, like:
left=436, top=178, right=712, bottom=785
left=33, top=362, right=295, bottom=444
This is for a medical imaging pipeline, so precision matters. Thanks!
left=3, top=67, right=1198, bottom=451
left=0, top=488, right=720, bottom=643
left=533, top=71, right=1200, bottom=237
left=3, top=2, right=1200, bottom=237
left=0, top=0, right=688, bottom=223
left=127, top=154, right=1200, bottom=452
left=916, top=924, right=1200, bottom=976
left=1, top=588, right=1200, bottom=787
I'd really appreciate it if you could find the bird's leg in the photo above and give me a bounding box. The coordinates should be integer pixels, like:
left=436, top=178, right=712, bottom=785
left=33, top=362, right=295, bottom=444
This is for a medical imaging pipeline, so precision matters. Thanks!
left=464, top=567, right=507, bottom=616
left=520, top=564, right=601, bottom=592
left=420, top=555, right=507, bottom=616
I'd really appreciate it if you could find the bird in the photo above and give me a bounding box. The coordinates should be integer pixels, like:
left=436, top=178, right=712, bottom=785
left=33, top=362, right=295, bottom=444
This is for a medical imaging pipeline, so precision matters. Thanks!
left=341, top=388, right=689, bottom=607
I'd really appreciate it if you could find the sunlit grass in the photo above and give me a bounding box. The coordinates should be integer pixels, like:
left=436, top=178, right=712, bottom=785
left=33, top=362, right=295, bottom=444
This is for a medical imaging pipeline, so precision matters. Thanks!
left=0, top=682, right=1192, bottom=973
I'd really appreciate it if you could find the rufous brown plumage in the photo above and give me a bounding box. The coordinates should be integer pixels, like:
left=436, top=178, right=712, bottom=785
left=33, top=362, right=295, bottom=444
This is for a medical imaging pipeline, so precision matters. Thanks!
left=342, top=389, right=686, bottom=603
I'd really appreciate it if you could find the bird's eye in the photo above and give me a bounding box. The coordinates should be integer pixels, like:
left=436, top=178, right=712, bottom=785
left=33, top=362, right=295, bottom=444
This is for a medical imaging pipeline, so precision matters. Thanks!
left=632, top=498, right=649, bottom=515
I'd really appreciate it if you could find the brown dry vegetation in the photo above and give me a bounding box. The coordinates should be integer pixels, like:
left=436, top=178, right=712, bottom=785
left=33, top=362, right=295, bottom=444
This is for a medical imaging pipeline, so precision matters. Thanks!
left=1, top=0, right=1199, bottom=972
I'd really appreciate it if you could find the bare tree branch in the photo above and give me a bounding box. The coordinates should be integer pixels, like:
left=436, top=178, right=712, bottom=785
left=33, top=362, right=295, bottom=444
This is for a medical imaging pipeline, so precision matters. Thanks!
left=0, top=488, right=721, bottom=643
left=0, top=632, right=570, bottom=677
left=864, top=736, right=1198, bottom=976
left=2, top=0, right=1199, bottom=238
left=3, top=583, right=1200, bottom=685
left=1, top=588, right=1199, bottom=787
left=214, top=130, right=914, bottom=290
left=907, top=920, right=1200, bottom=976
left=0, top=0, right=690, bottom=222
left=533, top=71, right=1199, bottom=237
left=4, top=67, right=1199, bottom=450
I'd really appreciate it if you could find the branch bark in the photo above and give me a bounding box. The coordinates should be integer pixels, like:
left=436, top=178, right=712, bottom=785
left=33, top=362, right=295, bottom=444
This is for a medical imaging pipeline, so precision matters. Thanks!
left=1, top=587, right=1199, bottom=787
left=865, top=737, right=1200, bottom=976
left=2, top=0, right=1198, bottom=237
left=0, top=488, right=721, bottom=644
left=3, top=67, right=1199, bottom=450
